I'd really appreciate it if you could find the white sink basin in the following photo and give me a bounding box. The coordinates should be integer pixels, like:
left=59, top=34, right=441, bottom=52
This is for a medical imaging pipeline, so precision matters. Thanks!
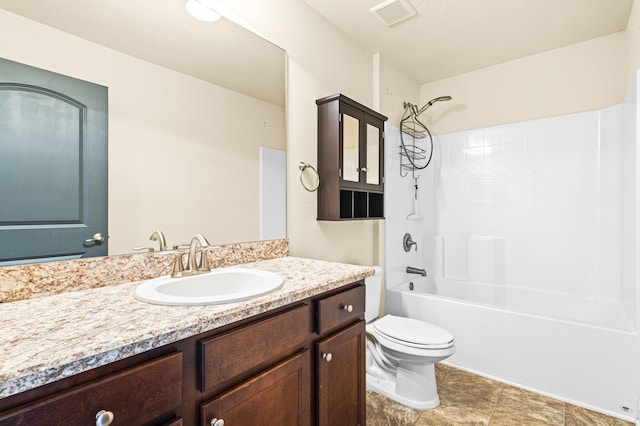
left=134, top=267, right=284, bottom=306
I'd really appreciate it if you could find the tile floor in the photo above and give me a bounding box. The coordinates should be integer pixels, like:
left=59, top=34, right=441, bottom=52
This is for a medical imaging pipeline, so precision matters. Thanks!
left=366, top=363, right=634, bottom=426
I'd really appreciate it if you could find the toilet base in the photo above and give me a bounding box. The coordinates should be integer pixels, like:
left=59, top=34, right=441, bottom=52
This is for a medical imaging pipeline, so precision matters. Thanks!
left=366, top=369, right=440, bottom=410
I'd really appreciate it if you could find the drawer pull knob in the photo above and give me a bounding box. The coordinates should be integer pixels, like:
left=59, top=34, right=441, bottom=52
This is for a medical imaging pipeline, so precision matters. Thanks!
left=323, top=352, right=333, bottom=362
left=211, top=418, right=225, bottom=426
left=343, top=304, right=354, bottom=313
left=95, top=410, right=114, bottom=426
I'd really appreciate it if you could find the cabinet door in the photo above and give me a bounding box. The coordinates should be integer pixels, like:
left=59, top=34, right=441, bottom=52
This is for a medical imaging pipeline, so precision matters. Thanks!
left=317, top=321, right=366, bottom=426
left=339, top=104, right=364, bottom=189
left=201, top=351, right=310, bottom=426
left=339, top=104, right=384, bottom=193
left=362, top=114, right=384, bottom=193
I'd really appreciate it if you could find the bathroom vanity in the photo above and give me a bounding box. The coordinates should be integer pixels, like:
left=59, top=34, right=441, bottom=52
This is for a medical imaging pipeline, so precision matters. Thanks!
left=0, top=256, right=370, bottom=425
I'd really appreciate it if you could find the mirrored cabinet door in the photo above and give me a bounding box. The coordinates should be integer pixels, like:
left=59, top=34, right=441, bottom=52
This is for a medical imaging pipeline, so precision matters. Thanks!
left=365, top=122, right=381, bottom=186
left=342, top=113, right=360, bottom=183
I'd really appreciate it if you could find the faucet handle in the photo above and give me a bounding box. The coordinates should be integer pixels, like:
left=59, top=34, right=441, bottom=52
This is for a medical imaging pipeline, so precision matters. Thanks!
left=197, top=247, right=212, bottom=272
left=133, top=246, right=154, bottom=252
left=173, top=243, right=190, bottom=250
left=171, top=252, right=185, bottom=278
left=403, top=233, right=417, bottom=252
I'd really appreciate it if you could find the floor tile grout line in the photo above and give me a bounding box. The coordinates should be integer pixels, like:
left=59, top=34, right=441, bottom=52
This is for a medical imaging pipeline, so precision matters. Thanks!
left=487, top=384, right=504, bottom=425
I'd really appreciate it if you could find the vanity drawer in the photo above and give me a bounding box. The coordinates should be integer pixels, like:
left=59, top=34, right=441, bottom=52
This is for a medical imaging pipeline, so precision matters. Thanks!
left=0, top=352, right=183, bottom=426
left=200, top=304, right=310, bottom=392
left=316, top=284, right=364, bottom=335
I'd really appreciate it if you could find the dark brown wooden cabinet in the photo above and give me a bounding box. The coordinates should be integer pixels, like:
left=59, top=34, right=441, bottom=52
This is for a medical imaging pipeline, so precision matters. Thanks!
left=0, top=283, right=365, bottom=426
left=201, top=351, right=310, bottom=426
left=199, top=304, right=310, bottom=393
left=317, top=321, right=366, bottom=426
left=0, top=352, right=183, bottom=426
left=198, top=304, right=311, bottom=426
left=316, top=94, right=387, bottom=220
left=314, top=284, right=366, bottom=426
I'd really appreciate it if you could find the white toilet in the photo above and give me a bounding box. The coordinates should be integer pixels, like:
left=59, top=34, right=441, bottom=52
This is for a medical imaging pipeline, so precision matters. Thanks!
left=365, top=266, right=455, bottom=409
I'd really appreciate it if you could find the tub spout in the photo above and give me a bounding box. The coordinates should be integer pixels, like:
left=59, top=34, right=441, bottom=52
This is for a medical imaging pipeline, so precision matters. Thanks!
left=406, top=266, right=427, bottom=277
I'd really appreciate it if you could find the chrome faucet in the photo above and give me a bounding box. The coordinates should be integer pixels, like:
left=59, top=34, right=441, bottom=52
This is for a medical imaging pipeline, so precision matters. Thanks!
left=187, top=234, right=210, bottom=274
left=403, top=233, right=417, bottom=252
left=406, top=266, right=427, bottom=277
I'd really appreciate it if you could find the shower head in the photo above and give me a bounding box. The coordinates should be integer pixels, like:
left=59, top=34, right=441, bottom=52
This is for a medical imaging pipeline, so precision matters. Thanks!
left=432, top=96, right=452, bottom=102
left=414, top=95, right=452, bottom=115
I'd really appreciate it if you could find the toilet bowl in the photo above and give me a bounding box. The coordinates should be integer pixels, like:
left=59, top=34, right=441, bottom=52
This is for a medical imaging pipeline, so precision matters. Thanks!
left=365, top=267, right=455, bottom=409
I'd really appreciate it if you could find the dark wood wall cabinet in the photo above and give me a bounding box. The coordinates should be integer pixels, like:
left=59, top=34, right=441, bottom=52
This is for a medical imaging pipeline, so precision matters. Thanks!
left=316, top=94, right=387, bottom=220
left=0, top=283, right=366, bottom=426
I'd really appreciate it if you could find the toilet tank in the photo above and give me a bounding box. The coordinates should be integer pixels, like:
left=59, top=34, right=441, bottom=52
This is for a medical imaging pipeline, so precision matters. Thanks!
left=364, top=266, right=383, bottom=322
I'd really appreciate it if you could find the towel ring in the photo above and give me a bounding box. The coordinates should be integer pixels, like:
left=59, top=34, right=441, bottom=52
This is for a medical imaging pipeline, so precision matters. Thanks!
left=298, top=161, right=320, bottom=192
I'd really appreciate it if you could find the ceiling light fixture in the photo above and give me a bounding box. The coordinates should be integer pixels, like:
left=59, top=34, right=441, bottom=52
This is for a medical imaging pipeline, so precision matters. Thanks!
left=185, top=0, right=221, bottom=22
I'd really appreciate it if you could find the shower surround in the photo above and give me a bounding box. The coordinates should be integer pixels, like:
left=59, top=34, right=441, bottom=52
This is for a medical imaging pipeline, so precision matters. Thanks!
left=384, top=72, right=640, bottom=421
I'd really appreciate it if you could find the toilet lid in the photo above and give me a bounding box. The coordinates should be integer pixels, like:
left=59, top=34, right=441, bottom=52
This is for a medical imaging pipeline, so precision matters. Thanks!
left=373, top=315, right=454, bottom=348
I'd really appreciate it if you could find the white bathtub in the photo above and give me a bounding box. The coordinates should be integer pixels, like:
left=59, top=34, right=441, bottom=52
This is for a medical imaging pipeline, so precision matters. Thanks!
left=401, top=276, right=635, bottom=332
left=384, top=276, right=639, bottom=421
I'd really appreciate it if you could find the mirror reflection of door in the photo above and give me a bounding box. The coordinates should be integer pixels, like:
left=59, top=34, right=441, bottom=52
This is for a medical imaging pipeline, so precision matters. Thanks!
left=0, top=58, right=107, bottom=265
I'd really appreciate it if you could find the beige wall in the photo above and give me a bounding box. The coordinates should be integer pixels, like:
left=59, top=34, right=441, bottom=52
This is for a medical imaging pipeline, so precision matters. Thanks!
left=229, top=0, right=386, bottom=266
left=375, top=53, right=421, bottom=125
left=418, top=32, right=628, bottom=134
left=229, top=0, right=427, bottom=267
left=0, top=9, right=285, bottom=255
left=628, top=0, right=640, bottom=82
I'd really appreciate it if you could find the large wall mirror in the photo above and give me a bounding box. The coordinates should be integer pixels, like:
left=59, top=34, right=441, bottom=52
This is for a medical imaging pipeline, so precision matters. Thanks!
left=0, top=0, right=286, bottom=263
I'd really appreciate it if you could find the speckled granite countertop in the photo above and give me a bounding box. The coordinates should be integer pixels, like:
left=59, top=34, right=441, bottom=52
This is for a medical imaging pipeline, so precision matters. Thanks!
left=0, top=256, right=374, bottom=399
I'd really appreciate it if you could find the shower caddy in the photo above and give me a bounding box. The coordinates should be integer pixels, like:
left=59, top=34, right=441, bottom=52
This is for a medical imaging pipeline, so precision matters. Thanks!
left=399, top=96, right=452, bottom=220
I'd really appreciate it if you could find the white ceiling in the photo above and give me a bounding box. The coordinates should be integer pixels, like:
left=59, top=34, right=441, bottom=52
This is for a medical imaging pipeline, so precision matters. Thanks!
left=0, top=0, right=285, bottom=106
left=0, top=0, right=634, bottom=98
left=303, top=0, right=635, bottom=84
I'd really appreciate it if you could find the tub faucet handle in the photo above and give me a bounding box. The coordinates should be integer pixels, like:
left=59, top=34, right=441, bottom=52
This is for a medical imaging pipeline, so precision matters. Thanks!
left=403, top=233, right=417, bottom=252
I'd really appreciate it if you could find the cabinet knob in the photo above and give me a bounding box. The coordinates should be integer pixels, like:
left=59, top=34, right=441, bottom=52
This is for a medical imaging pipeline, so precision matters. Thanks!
left=343, top=304, right=354, bottom=313
left=95, top=410, right=114, bottom=426
left=323, top=352, right=333, bottom=362
left=361, top=167, right=369, bottom=172
left=210, top=418, right=225, bottom=426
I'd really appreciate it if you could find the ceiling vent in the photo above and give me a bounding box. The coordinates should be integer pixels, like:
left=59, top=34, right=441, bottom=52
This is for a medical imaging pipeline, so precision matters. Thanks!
left=370, top=0, right=417, bottom=27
